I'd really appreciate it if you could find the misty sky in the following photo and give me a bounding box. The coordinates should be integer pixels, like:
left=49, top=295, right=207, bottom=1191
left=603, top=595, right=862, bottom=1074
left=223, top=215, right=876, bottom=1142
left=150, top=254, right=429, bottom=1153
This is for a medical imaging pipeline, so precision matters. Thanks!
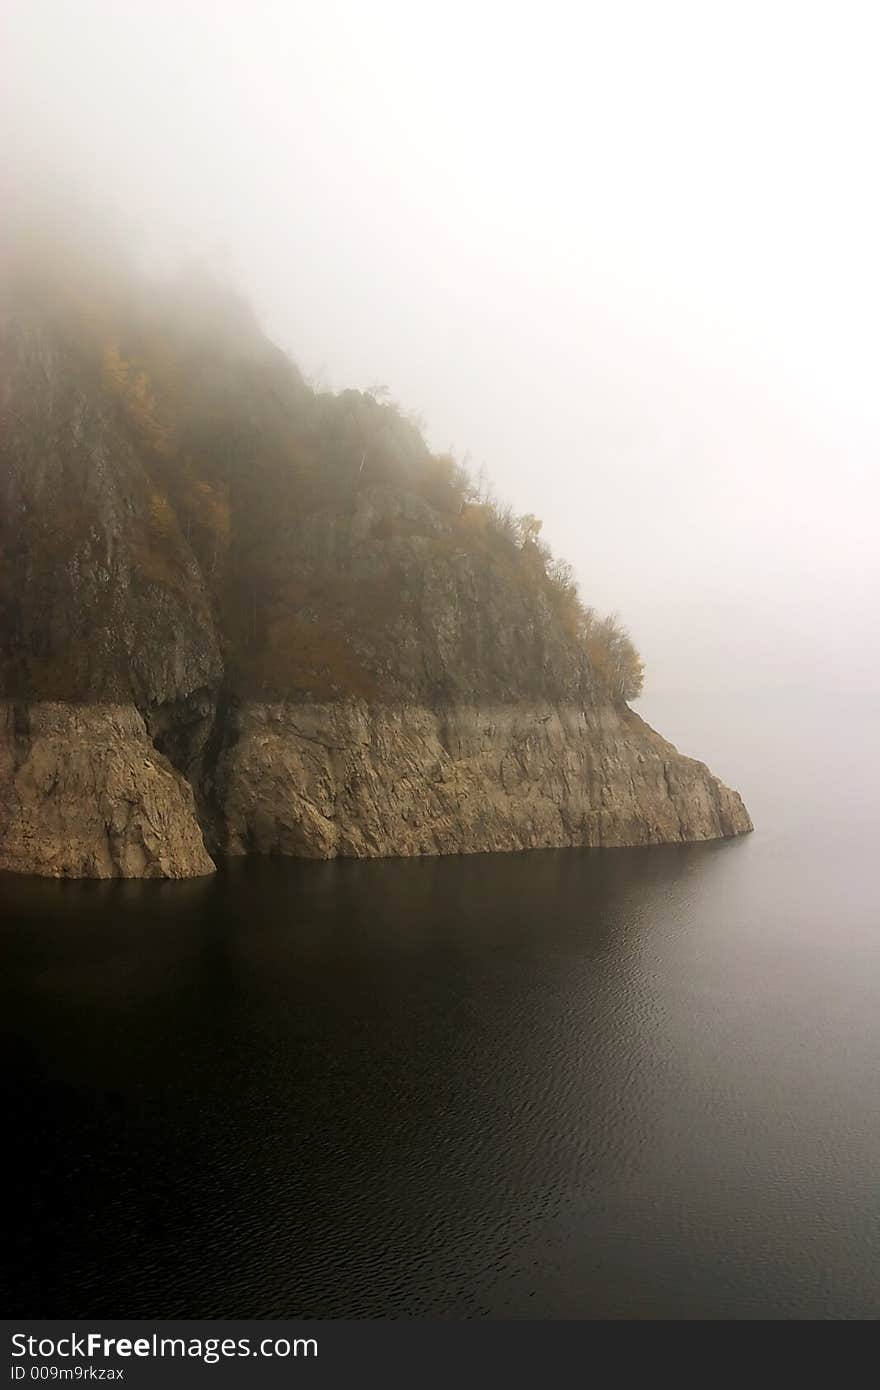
left=5, top=0, right=879, bottom=704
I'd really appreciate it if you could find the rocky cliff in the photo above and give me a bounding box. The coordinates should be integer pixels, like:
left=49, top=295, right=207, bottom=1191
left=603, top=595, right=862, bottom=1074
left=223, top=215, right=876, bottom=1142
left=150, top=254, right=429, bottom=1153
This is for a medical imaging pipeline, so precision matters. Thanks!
left=0, top=702, right=213, bottom=878
left=218, top=701, right=750, bottom=860
left=0, top=697, right=750, bottom=878
left=0, top=244, right=751, bottom=877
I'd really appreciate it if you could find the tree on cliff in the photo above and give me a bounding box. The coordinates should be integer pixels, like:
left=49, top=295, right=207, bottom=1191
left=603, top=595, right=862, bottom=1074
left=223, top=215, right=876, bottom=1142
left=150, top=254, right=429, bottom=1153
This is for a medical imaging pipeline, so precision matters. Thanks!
left=576, top=608, right=644, bottom=701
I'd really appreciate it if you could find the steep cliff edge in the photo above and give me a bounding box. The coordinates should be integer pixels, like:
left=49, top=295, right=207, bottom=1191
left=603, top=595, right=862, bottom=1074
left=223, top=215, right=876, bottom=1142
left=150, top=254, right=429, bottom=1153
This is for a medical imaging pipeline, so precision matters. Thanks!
left=0, top=244, right=751, bottom=877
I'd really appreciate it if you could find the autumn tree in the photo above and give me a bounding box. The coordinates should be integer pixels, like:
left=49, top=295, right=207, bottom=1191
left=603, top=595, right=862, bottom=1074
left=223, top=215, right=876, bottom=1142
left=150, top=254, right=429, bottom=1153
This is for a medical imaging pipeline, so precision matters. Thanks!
left=585, top=612, right=644, bottom=701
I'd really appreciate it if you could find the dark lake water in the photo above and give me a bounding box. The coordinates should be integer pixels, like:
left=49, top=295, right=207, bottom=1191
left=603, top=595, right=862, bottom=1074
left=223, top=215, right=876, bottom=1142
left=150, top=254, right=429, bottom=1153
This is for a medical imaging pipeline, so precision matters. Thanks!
left=3, top=691, right=879, bottom=1318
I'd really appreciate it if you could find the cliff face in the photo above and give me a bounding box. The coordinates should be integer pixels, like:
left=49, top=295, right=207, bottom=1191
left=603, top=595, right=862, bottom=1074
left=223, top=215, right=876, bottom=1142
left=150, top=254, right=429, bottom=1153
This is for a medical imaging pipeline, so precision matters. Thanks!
left=0, top=697, right=751, bottom=878
left=0, top=310, right=223, bottom=708
left=218, top=701, right=751, bottom=860
left=0, top=257, right=752, bottom=878
left=0, top=703, right=213, bottom=878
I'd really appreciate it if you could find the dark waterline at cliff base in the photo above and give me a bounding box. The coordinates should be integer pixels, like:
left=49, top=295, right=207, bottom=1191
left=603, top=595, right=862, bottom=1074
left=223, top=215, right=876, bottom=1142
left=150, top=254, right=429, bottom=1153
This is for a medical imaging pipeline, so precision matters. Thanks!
left=3, top=693, right=880, bottom=1319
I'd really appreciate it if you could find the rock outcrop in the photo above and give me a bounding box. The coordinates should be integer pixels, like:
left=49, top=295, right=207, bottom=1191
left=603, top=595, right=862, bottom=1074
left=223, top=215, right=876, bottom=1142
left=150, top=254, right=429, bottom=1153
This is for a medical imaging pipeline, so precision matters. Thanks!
left=0, top=245, right=753, bottom=878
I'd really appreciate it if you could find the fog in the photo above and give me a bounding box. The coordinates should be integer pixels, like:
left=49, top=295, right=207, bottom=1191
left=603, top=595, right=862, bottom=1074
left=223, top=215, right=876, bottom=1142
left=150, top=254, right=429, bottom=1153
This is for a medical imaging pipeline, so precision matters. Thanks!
left=6, top=0, right=879, bottom=725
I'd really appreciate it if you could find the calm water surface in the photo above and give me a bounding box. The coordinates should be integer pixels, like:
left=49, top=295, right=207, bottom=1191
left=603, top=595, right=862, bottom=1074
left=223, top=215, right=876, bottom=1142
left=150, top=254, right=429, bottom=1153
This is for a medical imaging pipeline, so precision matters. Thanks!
left=2, top=692, right=879, bottom=1318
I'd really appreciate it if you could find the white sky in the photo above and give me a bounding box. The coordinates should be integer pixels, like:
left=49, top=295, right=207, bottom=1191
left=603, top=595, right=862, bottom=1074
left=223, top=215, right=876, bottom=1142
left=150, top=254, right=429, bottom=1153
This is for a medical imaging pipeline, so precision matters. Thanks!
left=5, top=0, right=879, bottom=698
